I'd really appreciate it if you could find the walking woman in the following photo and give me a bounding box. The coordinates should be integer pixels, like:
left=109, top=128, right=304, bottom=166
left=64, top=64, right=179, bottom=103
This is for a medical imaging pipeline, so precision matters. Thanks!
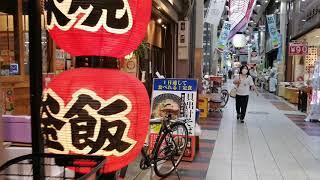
left=233, top=65, right=258, bottom=123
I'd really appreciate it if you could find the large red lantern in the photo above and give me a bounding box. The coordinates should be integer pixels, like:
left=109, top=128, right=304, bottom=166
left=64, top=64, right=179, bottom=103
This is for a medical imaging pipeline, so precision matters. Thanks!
left=41, top=68, right=150, bottom=173
left=44, top=0, right=151, bottom=58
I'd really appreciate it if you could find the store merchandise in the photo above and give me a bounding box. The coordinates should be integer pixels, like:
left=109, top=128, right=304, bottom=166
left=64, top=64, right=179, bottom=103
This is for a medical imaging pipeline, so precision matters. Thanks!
left=306, top=59, right=320, bottom=121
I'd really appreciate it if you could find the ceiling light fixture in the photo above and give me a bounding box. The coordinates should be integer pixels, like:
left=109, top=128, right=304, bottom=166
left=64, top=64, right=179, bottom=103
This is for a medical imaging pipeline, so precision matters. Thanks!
left=265, top=0, right=268, bottom=3
left=157, top=18, right=162, bottom=24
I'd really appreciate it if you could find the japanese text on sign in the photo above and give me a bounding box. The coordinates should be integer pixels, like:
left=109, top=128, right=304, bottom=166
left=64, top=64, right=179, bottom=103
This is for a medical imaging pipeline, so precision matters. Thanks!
left=289, top=42, right=308, bottom=56
left=42, top=88, right=136, bottom=156
left=45, top=0, right=133, bottom=33
left=266, top=14, right=280, bottom=48
left=153, top=79, right=197, bottom=91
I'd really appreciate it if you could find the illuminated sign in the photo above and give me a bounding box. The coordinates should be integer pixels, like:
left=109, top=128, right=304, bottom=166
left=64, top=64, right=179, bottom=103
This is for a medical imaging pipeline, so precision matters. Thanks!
left=44, top=0, right=151, bottom=58
left=42, top=68, right=150, bottom=173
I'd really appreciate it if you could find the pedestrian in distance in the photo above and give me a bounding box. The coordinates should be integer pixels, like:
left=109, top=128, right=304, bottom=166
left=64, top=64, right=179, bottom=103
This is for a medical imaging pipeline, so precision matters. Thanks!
left=233, top=65, right=259, bottom=123
left=228, top=69, right=233, bottom=79
left=249, top=65, right=258, bottom=85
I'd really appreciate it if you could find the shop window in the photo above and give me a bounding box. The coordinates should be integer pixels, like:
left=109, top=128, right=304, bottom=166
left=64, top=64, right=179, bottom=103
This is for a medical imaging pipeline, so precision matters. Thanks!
left=22, top=15, right=48, bottom=75
left=0, top=0, right=51, bottom=77
left=0, top=14, right=16, bottom=76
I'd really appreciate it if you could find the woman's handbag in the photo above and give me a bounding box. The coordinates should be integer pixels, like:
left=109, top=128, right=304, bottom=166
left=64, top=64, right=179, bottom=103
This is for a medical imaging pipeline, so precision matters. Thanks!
left=230, top=78, right=241, bottom=98
left=230, top=87, right=237, bottom=98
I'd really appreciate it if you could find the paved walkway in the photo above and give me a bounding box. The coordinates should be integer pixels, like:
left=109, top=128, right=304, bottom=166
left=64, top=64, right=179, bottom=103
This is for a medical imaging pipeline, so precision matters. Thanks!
left=206, top=87, right=320, bottom=180
left=123, top=81, right=320, bottom=180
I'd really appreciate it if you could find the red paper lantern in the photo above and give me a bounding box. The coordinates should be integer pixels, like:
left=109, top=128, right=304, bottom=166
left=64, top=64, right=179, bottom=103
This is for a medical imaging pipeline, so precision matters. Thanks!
left=41, top=68, right=150, bottom=173
left=44, top=0, right=151, bottom=58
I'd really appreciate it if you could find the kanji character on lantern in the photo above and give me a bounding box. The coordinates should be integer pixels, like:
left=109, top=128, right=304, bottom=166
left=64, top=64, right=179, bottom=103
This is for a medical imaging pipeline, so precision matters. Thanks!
left=42, top=88, right=136, bottom=156
left=45, top=0, right=133, bottom=33
left=42, top=93, right=66, bottom=151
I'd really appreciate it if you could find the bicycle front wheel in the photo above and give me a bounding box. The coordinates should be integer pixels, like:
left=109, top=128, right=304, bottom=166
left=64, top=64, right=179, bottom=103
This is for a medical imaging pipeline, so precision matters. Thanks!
left=153, top=122, right=188, bottom=178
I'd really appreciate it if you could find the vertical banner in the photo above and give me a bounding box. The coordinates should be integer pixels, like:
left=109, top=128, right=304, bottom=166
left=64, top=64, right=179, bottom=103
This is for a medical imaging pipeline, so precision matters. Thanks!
left=217, top=21, right=231, bottom=51
left=150, top=79, right=198, bottom=161
left=205, top=0, right=227, bottom=27
left=266, top=14, right=280, bottom=49
left=277, top=34, right=283, bottom=62
left=228, top=0, right=255, bottom=39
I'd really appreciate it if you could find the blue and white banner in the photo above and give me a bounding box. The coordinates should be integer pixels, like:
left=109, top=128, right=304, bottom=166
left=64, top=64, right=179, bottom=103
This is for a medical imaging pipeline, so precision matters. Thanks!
left=266, top=14, right=280, bottom=49
left=217, top=21, right=231, bottom=50
left=277, top=34, right=283, bottom=62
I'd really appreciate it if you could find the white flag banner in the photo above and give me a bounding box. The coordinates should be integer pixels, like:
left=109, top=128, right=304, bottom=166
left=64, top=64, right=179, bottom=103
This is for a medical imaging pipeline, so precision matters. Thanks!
left=205, top=0, right=227, bottom=27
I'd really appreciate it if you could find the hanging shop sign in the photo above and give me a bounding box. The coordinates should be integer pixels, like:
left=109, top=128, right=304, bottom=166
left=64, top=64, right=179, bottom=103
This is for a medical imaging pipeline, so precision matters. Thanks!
left=277, top=34, right=283, bottom=62
left=204, top=0, right=227, bottom=27
left=266, top=14, right=280, bottom=49
left=217, top=21, right=231, bottom=51
left=150, top=79, right=197, bottom=161
left=289, top=42, right=308, bottom=56
left=44, top=0, right=151, bottom=58
left=42, top=68, right=150, bottom=173
left=228, top=0, right=255, bottom=39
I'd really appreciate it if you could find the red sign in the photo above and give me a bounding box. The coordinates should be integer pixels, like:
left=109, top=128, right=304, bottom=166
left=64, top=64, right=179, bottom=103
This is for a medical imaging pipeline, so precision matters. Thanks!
left=289, top=42, right=308, bottom=56
left=42, top=68, right=150, bottom=173
left=45, top=0, right=151, bottom=58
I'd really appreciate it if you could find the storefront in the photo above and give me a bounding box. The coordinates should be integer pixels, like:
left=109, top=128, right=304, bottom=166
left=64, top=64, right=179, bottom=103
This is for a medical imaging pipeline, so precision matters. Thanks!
left=0, top=0, right=185, bottom=168
left=277, top=0, right=320, bottom=118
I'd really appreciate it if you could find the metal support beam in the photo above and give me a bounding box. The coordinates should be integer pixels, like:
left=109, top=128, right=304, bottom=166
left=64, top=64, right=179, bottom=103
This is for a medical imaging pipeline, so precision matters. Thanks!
left=28, top=0, right=44, bottom=179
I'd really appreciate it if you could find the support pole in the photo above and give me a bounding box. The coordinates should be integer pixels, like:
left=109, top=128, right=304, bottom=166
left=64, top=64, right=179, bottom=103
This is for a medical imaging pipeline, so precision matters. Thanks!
left=28, top=0, right=44, bottom=179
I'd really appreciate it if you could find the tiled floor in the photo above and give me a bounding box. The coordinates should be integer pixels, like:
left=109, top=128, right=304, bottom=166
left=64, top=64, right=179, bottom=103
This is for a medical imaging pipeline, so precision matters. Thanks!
left=270, top=101, right=296, bottom=111
left=124, top=83, right=320, bottom=180
left=124, top=112, right=223, bottom=180
left=286, top=114, right=320, bottom=137
left=206, top=88, right=320, bottom=180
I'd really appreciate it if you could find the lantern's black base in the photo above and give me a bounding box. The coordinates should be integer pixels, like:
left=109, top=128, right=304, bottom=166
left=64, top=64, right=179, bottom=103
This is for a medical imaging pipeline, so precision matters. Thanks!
left=75, top=56, right=119, bottom=69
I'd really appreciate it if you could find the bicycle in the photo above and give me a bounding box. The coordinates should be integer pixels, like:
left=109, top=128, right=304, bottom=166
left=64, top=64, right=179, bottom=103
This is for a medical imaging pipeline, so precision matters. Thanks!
left=0, top=153, right=106, bottom=180
left=209, top=82, right=230, bottom=109
left=139, top=107, right=188, bottom=178
left=220, top=89, right=229, bottom=108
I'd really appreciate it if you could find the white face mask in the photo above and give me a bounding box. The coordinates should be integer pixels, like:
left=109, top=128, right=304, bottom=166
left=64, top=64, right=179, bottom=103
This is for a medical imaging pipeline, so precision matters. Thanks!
left=242, top=69, right=248, bottom=74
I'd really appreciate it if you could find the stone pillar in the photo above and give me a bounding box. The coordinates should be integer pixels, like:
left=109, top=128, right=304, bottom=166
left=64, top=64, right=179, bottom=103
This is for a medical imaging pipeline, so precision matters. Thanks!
left=194, top=0, right=204, bottom=80
left=278, top=0, right=288, bottom=82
